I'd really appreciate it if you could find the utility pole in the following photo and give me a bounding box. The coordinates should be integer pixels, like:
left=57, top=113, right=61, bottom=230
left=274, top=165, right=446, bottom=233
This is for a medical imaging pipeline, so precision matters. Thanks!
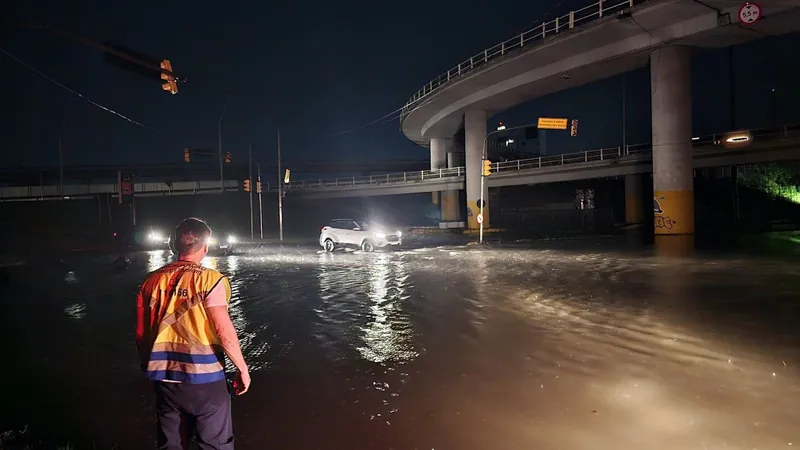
left=58, top=111, right=68, bottom=200
left=277, top=128, right=284, bottom=242
left=218, top=96, right=229, bottom=192
left=248, top=143, right=254, bottom=240
left=257, top=163, right=264, bottom=240
left=622, top=72, right=627, bottom=152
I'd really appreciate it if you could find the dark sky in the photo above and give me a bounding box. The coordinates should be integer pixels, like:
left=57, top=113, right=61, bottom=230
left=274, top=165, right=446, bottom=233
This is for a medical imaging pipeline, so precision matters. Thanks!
left=3, top=0, right=799, bottom=170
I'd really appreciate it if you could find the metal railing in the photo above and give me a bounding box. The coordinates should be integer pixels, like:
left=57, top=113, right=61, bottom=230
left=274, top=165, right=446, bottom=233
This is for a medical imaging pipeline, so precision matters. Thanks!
left=277, top=125, right=800, bottom=192
left=401, top=0, right=639, bottom=113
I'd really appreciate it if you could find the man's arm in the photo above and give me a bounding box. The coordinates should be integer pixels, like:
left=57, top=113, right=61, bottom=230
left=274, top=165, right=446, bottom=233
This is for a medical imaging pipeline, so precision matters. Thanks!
left=206, top=305, right=248, bottom=375
left=205, top=281, right=250, bottom=394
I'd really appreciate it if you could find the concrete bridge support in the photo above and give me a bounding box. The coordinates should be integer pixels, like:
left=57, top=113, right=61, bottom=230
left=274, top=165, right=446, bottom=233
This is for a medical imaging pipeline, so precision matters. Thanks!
left=624, top=173, right=645, bottom=226
left=430, top=138, right=449, bottom=205
left=465, top=110, right=489, bottom=229
left=651, top=45, right=694, bottom=236
left=441, top=151, right=461, bottom=222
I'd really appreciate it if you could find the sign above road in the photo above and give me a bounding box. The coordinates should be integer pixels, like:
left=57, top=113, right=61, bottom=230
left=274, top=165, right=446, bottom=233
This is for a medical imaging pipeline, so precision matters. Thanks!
left=537, top=117, right=569, bottom=130
left=738, top=2, right=762, bottom=25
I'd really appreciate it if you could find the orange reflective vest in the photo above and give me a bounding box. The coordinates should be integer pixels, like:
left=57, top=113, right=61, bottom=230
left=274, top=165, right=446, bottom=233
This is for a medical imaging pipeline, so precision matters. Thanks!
left=136, top=260, right=231, bottom=383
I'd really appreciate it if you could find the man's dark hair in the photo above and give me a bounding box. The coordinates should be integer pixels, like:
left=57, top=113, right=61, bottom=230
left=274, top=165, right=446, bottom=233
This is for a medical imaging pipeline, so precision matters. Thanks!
left=174, top=218, right=212, bottom=254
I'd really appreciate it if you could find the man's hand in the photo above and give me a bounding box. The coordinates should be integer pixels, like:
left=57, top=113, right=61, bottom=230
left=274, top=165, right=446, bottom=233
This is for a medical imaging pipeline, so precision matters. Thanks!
left=233, top=370, right=251, bottom=395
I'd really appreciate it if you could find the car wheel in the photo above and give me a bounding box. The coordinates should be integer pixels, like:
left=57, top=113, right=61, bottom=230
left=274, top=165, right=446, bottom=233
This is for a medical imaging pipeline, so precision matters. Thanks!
left=361, top=240, right=375, bottom=253
left=324, top=239, right=336, bottom=252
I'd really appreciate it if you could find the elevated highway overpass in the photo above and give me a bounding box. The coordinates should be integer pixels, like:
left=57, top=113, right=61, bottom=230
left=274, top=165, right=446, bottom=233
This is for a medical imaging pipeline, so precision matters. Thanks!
left=4, top=126, right=798, bottom=207
left=397, top=0, right=800, bottom=234
left=0, top=159, right=431, bottom=186
left=279, top=126, right=800, bottom=198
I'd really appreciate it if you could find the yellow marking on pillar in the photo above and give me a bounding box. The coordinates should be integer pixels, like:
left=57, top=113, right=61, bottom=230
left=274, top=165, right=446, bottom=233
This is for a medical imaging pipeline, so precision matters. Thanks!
left=441, top=191, right=459, bottom=222
left=467, top=200, right=489, bottom=230
left=653, top=190, right=694, bottom=235
left=625, top=189, right=643, bottom=225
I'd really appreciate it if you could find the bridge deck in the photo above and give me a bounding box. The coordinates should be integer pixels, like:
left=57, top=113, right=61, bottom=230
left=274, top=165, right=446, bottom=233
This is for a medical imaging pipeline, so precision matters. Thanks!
left=2, top=126, right=797, bottom=202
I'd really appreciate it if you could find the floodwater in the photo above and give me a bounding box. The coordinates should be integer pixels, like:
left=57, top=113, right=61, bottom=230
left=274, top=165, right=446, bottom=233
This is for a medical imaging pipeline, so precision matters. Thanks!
left=1, top=237, right=799, bottom=449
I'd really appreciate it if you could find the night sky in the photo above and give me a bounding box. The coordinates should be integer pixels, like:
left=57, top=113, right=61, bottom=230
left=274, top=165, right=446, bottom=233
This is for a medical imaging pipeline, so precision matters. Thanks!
left=3, top=0, right=799, bottom=170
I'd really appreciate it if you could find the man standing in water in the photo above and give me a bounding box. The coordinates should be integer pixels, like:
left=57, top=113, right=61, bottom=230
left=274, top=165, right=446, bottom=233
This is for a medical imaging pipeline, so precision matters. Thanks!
left=136, top=217, right=250, bottom=449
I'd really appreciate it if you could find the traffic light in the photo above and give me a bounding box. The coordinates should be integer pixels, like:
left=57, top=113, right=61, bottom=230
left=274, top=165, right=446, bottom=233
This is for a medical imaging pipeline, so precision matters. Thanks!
left=482, top=159, right=492, bottom=177
left=224, top=152, right=231, bottom=163
left=160, top=59, right=178, bottom=95
left=183, top=148, right=190, bottom=163
left=256, top=181, right=262, bottom=193
left=570, top=119, right=579, bottom=137
left=243, top=178, right=251, bottom=192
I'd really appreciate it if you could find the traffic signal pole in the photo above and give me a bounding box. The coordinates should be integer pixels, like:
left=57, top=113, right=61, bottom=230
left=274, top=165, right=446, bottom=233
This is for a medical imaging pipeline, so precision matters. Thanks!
left=249, top=143, right=254, bottom=240
left=257, top=163, right=264, bottom=240
left=277, top=128, right=284, bottom=243
left=479, top=122, right=541, bottom=244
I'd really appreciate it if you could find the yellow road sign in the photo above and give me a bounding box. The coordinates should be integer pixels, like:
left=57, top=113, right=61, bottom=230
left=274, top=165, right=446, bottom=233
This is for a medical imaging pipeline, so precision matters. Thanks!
left=537, top=117, right=568, bottom=130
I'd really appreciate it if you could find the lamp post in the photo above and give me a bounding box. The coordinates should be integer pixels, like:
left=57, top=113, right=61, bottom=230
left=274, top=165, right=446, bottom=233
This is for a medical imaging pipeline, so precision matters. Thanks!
left=218, top=95, right=230, bottom=192
left=479, top=122, right=538, bottom=244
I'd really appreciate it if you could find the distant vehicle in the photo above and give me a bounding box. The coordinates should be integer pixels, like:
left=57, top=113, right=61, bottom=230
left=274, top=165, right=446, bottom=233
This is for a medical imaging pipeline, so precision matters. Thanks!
left=207, top=233, right=238, bottom=254
left=319, top=219, right=402, bottom=252
left=145, top=228, right=171, bottom=249
left=164, top=231, right=239, bottom=255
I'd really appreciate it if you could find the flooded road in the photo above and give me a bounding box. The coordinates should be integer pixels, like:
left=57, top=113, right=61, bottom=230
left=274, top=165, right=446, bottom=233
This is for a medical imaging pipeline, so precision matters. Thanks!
left=1, top=239, right=799, bottom=449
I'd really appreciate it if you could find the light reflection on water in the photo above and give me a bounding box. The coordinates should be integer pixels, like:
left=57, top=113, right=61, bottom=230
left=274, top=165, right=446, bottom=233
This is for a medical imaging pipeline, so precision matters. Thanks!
left=314, top=253, right=419, bottom=365
left=63, top=303, right=86, bottom=319
left=146, top=250, right=169, bottom=272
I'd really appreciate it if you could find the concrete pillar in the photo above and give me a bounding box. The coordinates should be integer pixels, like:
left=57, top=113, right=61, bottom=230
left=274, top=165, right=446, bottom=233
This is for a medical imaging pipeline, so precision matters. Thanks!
left=441, top=151, right=461, bottom=222
left=651, top=45, right=694, bottom=235
left=446, top=151, right=459, bottom=169
left=464, top=110, right=488, bottom=229
left=430, top=138, right=449, bottom=205
left=624, top=173, right=644, bottom=225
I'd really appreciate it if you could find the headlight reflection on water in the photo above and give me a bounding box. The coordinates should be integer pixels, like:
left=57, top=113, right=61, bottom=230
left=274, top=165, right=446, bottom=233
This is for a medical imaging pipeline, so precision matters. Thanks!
left=357, top=253, right=417, bottom=365
left=314, top=253, right=418, bottom=366
left=146, top=250, right=169, bottom=272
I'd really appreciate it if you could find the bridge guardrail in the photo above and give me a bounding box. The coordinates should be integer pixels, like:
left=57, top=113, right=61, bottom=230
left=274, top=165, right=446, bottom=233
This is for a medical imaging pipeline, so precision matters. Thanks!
left=278, top=125, right=800, bottom=192
left=401, top=0, right=639, bottom=115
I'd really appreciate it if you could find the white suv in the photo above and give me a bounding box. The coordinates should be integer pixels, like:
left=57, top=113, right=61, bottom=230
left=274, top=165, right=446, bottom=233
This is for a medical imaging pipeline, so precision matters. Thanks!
left=320, top=219, right=402, bottom=252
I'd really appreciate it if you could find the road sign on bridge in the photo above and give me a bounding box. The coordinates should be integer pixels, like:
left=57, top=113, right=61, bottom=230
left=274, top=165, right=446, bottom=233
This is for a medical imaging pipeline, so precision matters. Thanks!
left=537, top=117, right=568, bottom=130
left=738, top=2, right=762, bottom=25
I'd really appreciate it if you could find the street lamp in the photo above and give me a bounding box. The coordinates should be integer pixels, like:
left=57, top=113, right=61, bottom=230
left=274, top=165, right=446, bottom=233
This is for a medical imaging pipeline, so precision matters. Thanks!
left=218, top=95, right=230, bottom=192
left=479, top=122, right=538, bottom=244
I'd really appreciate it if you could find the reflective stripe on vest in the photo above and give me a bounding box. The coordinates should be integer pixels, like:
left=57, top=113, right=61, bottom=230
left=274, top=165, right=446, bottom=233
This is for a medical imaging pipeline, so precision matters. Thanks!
left=139, top=261, right=231, bottom=384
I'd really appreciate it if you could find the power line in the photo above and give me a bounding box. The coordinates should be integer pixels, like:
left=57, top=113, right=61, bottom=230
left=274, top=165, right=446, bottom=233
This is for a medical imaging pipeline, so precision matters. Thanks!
left=0, top=46, right=165, bottom=134
left=321, top=1, right=575, bottom=140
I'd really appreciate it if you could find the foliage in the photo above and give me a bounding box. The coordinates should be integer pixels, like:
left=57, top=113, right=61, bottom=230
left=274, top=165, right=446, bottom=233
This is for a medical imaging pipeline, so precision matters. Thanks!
left=738, top=163, right=800, bottom=203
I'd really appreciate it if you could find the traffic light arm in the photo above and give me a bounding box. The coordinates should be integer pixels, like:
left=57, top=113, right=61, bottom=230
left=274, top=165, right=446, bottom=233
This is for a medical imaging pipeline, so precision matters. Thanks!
left=20, top=21, right=185, bottom=83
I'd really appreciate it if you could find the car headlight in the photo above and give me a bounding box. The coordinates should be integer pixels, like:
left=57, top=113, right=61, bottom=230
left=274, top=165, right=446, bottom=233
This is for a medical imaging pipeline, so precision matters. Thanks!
left=148, top=231, right=163, bottom=242
left=396, top=231, right=402, bottom=238
left=374, top=232, right=386, bottom=239
left=227, top=235, right=237, bottom=243
left=207, top=237, right=218, bottom=246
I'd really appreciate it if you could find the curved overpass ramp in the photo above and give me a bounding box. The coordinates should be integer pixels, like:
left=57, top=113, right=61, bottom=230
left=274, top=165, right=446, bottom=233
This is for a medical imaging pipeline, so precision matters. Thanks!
left=399, top=0, right=800, bottom=234
left=401, top=0, right=800, bottom=144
